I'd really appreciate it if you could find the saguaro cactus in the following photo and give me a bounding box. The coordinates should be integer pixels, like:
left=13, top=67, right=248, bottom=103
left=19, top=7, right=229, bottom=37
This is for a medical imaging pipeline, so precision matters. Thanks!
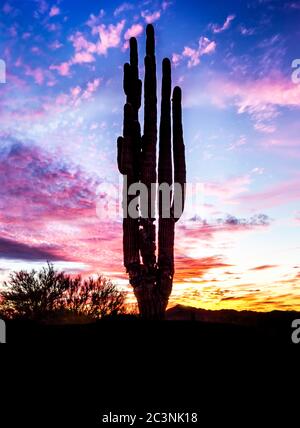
left=117, top=24, right=186, bottom=319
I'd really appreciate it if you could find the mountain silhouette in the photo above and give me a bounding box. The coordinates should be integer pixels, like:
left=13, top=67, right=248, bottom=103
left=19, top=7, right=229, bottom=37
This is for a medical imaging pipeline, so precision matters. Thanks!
left=166, top=304, right=300, bottom=326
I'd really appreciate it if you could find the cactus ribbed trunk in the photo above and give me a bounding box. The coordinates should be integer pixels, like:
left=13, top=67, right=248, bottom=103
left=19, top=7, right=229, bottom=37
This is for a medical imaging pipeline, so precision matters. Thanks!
left=117, top=25, right=186, bottom=319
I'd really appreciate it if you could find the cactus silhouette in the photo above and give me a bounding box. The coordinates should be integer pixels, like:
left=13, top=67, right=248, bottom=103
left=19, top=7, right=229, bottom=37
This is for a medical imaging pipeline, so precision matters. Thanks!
left=117, top=24, right=186, bottom=319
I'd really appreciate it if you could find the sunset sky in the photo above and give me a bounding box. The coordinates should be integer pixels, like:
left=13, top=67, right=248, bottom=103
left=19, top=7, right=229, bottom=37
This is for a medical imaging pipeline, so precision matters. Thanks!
left=1, top=0, right=300, bottom=311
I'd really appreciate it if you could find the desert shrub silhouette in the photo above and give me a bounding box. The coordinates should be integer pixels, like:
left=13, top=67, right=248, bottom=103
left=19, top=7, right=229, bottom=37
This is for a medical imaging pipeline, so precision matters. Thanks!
left=0, top=263, right=126, bottom=321
left=63, top=275, right=126, bottom=319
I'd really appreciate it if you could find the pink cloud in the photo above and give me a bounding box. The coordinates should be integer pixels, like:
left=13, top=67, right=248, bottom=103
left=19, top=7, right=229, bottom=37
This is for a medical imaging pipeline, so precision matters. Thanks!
left=251, top=167, right=265, bottom=175
left=260, top=135, right=300, bottom=158
left=36, top=0, right=48, bottom=15
left=0, top=141, right=98, bottom=220
left=96, top=20, right=126, bottom=55
left=31, top=46, right=41, bottom=55
left=82, top=78, right=101, bottom=99
left=51, top=21, right=126, bottom=77
left=54, top=79, right=100, bottom=108
left=25, top=66, right=45, bottom=85
left=162, top=1, right=172, bottom=11
left=182, top=47, right=200, bottom=67
left=69, top=32, right=93, bottom=51
left=287, top=2, right=300, bottom=9
left=0, top=140, right=125, bottom=275
left=9, top=25, right=17, bottom=37
left=254, top=122, right=276, bottom=133
left=50, top=62, right=71, bottom=76
left=49, top=40, right=63, bottom=50
left=3, top=2, right=12, bottom=14
left=22, top=32, right=31, bottom=40
left=227, top=135, right=247, bottom=151
left=49, top=5, right=60, bottom=17
left=123, top=24, right=143, bottom=49
left=70, top=21, right=125, bottom=56
left=45, top=22, right=60, bottom=32
left=211, top=14, right=236, bottom=33
left=176, top=36, right=216, bottom=68
left=239, top=26, right=255, bottom=36
left=201, top=171, right=300, bottom=210
left=114, top=3, right=134, bottom=16
left=174, top=255, right=232, bottom=283
left=237, top=177, right=300, bottom=209
left=86, top=9, right=105, bottom=30
left=175, top=215, right=271, bottom=269
left=250, top=265, right=278, bottom=271
left=141, top=10, right=161, bottom=23
left=87, top=78, right=101, bottom=92
left=215, top=76, right=300, bottom=132
left=185, top=74, right=300, bottom=131
left=201, top=38, right=217, bottom=55
left=204, top=175, right=251, bottom=199
left=124, top=24, right=143, bottom=40
left=231, top=79, right=300, bottom=112
left=71, top=86, right=81, bottom=98
left=172, top=53, right=181, bottom=66
left=72, top=51, right=95, bottom=64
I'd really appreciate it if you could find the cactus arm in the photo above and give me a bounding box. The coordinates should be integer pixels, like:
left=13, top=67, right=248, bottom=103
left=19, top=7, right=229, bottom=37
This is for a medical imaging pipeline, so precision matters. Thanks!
left=157, top=57, right=175, bottom=301
left=172, top=86, right=186, bottom=222
left=122, top=103, right=140, bottom=273
left=118, top=38, right=142, bottom=282
left=158, top=58, right=172, bottom=191
left=139, top=24, right=157, bottom=272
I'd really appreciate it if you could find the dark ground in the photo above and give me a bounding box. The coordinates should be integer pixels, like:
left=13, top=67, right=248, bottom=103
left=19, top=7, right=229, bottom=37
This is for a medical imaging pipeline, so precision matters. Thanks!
left=4, top=304, right=300, bottom=345
left=2, top=305, right=299, bottom=427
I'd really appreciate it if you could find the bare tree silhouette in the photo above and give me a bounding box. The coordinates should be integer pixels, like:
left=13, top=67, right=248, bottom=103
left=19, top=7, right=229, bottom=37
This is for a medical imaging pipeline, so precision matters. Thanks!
left=64, top=275, right=126, bottom=319
left=0, top=263, right=126, bottom=320
left=117, top=24, right=186, bottom=319
left=0, top=263, right=70, bottom=319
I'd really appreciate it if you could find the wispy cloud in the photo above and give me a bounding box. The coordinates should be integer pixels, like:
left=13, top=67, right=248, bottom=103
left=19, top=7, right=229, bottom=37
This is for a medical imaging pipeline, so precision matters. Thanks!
left=50, top=61, right=71, bottom=76
left=237, top=176, right=300, bottom=209
left=49, top=5, right=60, bottom=17
left=185, top=73, right=300, bottom=132
left=141, top=10, right=161, bottom=23
left=175, top=255, right=232, bottom=282
left=50, top=20, right=126, bottom=76
left=123, top=23, right=143, bottom=49
left=210, top=14, right=236, bottom=33
left=114, top=2, right=134, bottom=16
left=250, top=265, right=278, bottom=271
left=0, top=237, right=64, bottom=261
left=173, top=36, right=216, bottom=68
left=0, top=139, right=121, bottom=272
